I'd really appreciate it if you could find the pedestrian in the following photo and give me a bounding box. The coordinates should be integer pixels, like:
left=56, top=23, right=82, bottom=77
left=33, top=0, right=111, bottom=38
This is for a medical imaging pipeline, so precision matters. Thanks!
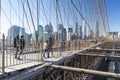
left=18, top=35, right=25, bottom=60
left=61, top=40, right=65, bottom=51
left=48, top=37, right=54, bottom=57
left=14, top=34, right=20, bottom=59
left=43, top=40, right=49, bottom=58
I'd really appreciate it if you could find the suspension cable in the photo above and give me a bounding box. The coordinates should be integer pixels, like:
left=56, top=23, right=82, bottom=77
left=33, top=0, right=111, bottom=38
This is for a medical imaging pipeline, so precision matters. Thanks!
left=20, top=0, right=32, bottom=34
left=8, top=0, right=23, bottom=25
left=0, top=0, right=1, bottom=39
left=97, top=0, right=107, bottom=36
left=70, top=0, right=91, bottom=30
left=41, top=0, right=48, bottom=24
left=104, top=0, right=110, bottom=32
left=1, top=8, right=12, bottom=25
left=26, top=0, right=36, bottom=32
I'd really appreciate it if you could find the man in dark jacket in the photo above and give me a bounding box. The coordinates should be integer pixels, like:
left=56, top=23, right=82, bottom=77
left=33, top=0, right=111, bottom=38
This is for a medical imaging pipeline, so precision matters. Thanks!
left=18, top=35, right=25, bottom=60
left=48, top=37, right=54, bottom=58
left=14, top=34, right=20, bottom=59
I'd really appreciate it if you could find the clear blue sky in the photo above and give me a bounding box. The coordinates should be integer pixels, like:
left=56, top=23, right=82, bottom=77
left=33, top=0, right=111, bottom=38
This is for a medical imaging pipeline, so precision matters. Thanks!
left=106, top=0, right=120, bottom=33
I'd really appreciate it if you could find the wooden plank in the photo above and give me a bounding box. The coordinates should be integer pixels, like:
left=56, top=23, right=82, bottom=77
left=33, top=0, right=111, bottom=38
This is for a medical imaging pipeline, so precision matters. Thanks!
left=5, top=62, right=43, bottom=73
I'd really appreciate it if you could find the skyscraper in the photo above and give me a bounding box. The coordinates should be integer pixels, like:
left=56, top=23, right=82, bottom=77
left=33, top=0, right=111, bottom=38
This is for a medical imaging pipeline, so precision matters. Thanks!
left=82, top=20, right=86, bottom=39
left=89, top=29, right=94, bottom=39
left=38, top=25, right=43, bottom=42
left=32, top=31, right=37, bottom=42
left=6, top=25, right=20, bottom=44
left=19, top=27, right=31, bottom=44
left=7, top=25, right=31, bottom=45
left=7, top=25, right=20, bottom=40
left=53, top=32, right=58, bottom=41
left=75, top=23, right=82, bottom=39
left=68, top=28, right=73, bottom=33
left=57, top=24, right=64, bottom=41
left=67, top=28, right=73, bottom=41
left=95, top=21, right=99, bottom=39
left=63, top=28, right=67, bottom=41
left=45, top=22, right=53, bottom=33
left=45, top=22, right=53, bottom=39
left=43, top=32, right=49, bottom=41
left=19, top=27, right=26, bottom=36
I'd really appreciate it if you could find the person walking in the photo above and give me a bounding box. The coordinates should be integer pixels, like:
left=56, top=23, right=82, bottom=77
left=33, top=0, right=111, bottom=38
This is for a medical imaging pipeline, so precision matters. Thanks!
left=48, top=37, right=54, bottom=57
left=14, top=34, right=20, bottom=59
left=43, top=40, right=49, bottom=58
left=18, top=35, right=25, bottom=60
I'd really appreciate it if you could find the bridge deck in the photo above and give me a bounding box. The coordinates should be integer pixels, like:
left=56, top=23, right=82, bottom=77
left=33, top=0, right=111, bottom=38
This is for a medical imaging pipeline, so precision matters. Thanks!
left=1, top=41, right=120, bottom=80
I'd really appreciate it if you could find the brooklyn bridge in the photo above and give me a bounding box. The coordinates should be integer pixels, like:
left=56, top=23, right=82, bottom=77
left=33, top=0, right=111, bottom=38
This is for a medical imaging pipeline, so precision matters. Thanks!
left=0, top=0, right=120, bottom=80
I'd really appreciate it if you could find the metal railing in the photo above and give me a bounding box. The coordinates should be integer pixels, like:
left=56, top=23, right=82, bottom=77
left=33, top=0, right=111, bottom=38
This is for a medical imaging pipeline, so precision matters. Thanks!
left=0, top=34, right=96, bottom=73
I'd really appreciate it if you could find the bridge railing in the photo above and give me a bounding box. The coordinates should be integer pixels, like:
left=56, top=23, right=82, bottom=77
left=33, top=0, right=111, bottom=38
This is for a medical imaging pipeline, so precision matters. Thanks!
left=10, top=53, right=103, bottom=80
left=0, top=34, right=96, bottom=73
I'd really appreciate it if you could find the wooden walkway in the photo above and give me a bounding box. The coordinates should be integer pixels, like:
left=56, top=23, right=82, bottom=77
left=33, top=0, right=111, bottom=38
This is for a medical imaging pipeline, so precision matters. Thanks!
left=1, top=41, right=120, bottom=79
left=0, top=41, right=102, bottom=75
left=0, top=50, right=80, bottom=75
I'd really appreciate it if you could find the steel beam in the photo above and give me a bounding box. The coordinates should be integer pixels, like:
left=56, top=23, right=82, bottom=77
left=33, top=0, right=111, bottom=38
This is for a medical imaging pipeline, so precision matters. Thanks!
left=87, top=48, right=120, bottom=52
left=50, top=65, right=120, bottom=79
left=76, top=53, right=120, bottom=58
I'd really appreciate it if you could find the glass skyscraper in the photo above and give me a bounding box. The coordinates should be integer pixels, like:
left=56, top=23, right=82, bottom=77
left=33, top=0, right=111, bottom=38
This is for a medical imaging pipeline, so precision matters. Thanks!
left=45, top=22, right=53, bottom=33
left=38, top=25, right=43, bottom=42
left=57, top=24, right=65, bottom=41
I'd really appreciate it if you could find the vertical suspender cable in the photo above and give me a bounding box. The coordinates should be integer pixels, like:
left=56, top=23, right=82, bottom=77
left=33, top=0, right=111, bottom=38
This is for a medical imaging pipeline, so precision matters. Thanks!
left=56, top=0, right=59, bottom=57
left=0, top=0, right=1, bottom=39
left=9, top=0, right=12, bottom=66
left=22, top=0, right=24, bottom=63
left=6, top=0, right=13, bottom=66
left=22, top=0, right=24, bottom=27
left=37, top=0, right=41, bottom=61
left=0, top=0, right=2, bottom=69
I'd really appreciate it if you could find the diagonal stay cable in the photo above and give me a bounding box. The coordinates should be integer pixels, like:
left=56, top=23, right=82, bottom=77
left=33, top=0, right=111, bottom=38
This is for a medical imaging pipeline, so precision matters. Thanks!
left=97, top=0, right=107, bottom=35
left=104, top=0, right=110, bottom=32
left=57, top=0, right=63, bottom=24
left=26, top=0, right=36, bottom=32
left=41, top=0, right=48, bottom=24
left=1, top=8, right=12, bottom=26
left=70, top=0, right=91, bottom=30
left=61, top=0, right=69, bottom=29
left=20, top=0, right=35, bottom=42
left=20, top=0, right=32, bottom=34
left=8, top=0, right=24, bottom=25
